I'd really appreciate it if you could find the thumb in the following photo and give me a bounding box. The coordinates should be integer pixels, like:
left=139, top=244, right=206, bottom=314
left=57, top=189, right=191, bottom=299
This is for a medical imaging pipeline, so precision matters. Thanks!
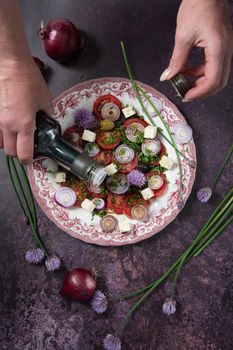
left=160, top=37, right=192, bottom=81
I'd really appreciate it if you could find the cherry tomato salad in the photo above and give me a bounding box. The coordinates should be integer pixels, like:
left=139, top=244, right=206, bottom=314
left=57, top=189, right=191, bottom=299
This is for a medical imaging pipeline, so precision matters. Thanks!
left=54, top=94, right=172, bottom=233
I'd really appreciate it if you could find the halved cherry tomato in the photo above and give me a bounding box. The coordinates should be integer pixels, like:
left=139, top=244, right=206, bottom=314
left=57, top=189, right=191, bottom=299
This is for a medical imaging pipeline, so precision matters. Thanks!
left=94, top=150, right=113, bottom=165
left=147, top=171, right=167, bottom=198
left=107, top=193, right=125, bottom=214
left=63, top=126, right=83, bottom=147
left=123, top=193, right=149, bottom=218
left=96, top=130, right=121, bottom=150
left=118, top=154, right=138, bottom=174
left=93, top=94, right=122, bottom=119
left=123, top=117, right=148, bottom=129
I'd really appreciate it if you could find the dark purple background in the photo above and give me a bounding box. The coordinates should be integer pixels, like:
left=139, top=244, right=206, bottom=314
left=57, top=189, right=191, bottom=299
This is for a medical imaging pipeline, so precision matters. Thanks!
left=0, top=1, right=233, bottom=349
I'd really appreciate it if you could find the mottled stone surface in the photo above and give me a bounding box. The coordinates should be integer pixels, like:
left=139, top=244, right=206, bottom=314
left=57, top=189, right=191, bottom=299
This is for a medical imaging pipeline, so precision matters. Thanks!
left=0, top=1, right=233, bottom=349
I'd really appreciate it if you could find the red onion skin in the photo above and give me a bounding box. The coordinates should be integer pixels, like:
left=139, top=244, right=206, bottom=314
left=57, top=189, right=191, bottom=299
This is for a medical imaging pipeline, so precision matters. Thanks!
left=38, top=18, right=82, bottom=62
left=60, top=268, right=96, bottom=301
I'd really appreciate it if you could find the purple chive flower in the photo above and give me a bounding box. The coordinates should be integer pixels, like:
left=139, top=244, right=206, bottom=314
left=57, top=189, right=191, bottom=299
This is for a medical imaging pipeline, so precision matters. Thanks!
left=45, top=256, right=61, bottom=271
left=103, top=334, right=121, bottom=350
left=127, top=170, right=146, bottom=188
left=74, top=108, right=98, bottom=129
left=162, top=298, right=177, bottom=315
left=90, top=290, right=108, bottom=314
left=197, top=187, right=212, bottom=203
left=25, top=248, right=45, bottom=264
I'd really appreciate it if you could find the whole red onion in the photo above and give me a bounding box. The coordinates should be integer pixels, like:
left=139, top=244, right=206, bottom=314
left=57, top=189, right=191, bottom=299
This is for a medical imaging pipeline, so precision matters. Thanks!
left=60, top=268, right=96, bottom=301
left=38, top=19, right=82, bottom=62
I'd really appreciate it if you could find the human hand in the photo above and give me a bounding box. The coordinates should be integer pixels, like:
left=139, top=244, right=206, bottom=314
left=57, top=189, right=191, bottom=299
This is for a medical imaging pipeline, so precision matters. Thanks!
left=160, top=0, right=233, bottom=101
left=0, top=57, right=53, bottom=163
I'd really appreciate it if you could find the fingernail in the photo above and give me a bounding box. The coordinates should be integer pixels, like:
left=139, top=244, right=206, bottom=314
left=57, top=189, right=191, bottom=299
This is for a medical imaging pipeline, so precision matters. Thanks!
left=160, top=68, right=172, bottom=81
left=182, top=98, right=191, bottom=103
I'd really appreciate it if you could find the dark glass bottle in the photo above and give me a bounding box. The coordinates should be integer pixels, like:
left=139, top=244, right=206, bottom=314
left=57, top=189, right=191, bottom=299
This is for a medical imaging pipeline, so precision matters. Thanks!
left=34, top=112, right=107, bottom=186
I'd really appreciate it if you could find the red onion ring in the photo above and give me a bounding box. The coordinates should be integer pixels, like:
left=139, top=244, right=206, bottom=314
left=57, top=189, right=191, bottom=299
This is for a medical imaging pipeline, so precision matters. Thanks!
left=101, top=102, right=121, bottom=121
left=54, top=187, right=77, bottom=208
left=93, top=198, right=106, bottom=210
left=114, top=144, right=135, bottom=164
left=106, top=173, right=129, bottom=194
left=100, top=215, right=117, bottom=232
left=148, top=175, right=164, bottom=190
left=85, top=142, right=100, bottom=157
left=141, top=139, right=161, bottom=156
left=131, top=204, right=148, bottom=220
left=172, top=124, right=193, bottom=144
left=126, top=123, right=145, bottom=142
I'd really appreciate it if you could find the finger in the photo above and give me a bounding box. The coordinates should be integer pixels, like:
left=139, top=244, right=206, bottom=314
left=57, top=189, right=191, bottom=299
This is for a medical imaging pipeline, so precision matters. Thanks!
left=182, top=64, right=205, bottom=78
left=183, top=48, right=225, bottom=101
left=160, top=35, right=192, bottom=81
left=16, top=130, right=35, bottom=164
left=3, top=131, right=17, bottom=156
left=0, top=130, right=3, bottom=148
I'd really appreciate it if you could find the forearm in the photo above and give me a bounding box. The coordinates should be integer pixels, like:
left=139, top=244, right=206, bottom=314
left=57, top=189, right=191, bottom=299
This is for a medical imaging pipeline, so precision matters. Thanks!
left=0, top=0, right=31, bottom=62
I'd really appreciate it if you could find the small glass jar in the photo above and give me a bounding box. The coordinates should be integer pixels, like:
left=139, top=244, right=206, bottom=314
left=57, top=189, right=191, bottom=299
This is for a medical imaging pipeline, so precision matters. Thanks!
left=170, top=73, right=191, bottom=98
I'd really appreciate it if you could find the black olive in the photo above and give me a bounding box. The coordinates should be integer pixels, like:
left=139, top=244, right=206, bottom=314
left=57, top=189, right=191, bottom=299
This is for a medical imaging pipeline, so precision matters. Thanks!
left=114, top=112, right=125, bottom=127
left=137, top=162, right=151, bottom=173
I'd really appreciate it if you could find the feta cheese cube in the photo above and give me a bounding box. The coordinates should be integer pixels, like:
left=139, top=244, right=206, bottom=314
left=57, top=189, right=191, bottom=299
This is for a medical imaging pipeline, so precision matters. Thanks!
left=122, top=106, right=136, bottom=118
left=144, top=125, right=157, bottom=139
left=159, top=155, right=176, bottom=170
left=118, top=217, right=131, bottom=233
left=81, top=199, right=96, bottom=213
left=105, top=163, right=118, bottom=176
left=54, top=172, right=66, bottom=183
left=82, top=129, right=96, bottom=142
left=141, top=187, right=154, bottom=200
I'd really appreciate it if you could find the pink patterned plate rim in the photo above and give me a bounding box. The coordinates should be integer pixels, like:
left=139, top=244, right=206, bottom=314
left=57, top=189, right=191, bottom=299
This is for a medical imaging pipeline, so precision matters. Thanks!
left=28, top=77, right=196, bottom=246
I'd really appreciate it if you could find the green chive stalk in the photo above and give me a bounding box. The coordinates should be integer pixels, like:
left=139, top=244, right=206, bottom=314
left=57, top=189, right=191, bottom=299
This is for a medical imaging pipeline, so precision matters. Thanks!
left=120, top=41, right=185, bottom=203
left=6, top=156, right=48, bottom=255
left=113, top=189, right=232, bottom=336
left=211, top=143, right=233, bottom=191
left=119, top=42, right=190, bottom=162
left=115, top=189, right=233, bottom=300
left=137, top=84, right=184, bottom=202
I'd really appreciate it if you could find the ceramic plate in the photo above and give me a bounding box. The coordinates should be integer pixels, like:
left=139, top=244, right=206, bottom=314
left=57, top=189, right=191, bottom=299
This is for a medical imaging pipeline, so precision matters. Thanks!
left=28, top=77, right=196, bottom=246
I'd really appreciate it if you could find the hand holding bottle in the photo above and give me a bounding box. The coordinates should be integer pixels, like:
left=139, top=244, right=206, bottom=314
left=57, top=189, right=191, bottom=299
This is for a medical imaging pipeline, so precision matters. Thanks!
left=0, top=58, right=53, bottom=163
left=0, top=0, right=53, bottom=164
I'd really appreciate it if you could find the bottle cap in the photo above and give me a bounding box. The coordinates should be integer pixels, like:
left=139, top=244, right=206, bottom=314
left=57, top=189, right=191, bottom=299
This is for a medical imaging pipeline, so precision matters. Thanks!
left=70, top=152, right=107, bottom=186
left=170, top=74, right=191, bottom=98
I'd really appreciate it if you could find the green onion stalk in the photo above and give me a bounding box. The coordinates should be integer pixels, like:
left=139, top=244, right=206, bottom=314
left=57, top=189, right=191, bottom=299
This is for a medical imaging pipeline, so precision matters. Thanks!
left=6, top=156, right=48, bottom=256
left=112, top=187, right=233, bottom=337
left=120, top=41, right=192, bottom=206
